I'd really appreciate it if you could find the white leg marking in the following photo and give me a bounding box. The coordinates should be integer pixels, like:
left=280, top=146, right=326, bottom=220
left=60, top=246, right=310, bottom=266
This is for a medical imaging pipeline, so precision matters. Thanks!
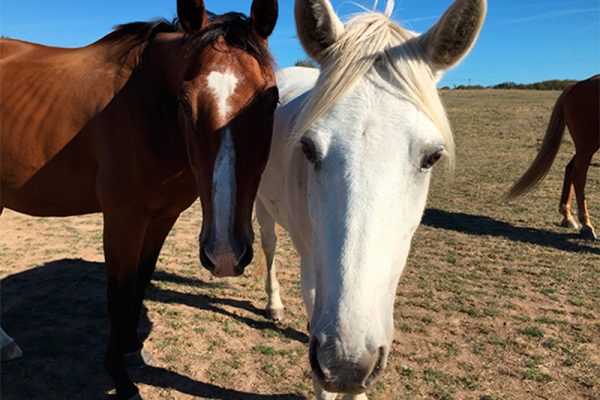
left=256, top=200, right=284, bottom=320
left=0, top=327, right=23, bottom=361
left=211, top=127, right=236, bottom=253
left=207, top=70, right=239, bottom=120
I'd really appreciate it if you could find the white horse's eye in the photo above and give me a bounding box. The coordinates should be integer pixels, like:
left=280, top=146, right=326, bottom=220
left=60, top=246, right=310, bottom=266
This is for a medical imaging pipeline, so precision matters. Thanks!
left=300, top=137, right=322, bottom=170
left=420, top=148, right=445, bottom=171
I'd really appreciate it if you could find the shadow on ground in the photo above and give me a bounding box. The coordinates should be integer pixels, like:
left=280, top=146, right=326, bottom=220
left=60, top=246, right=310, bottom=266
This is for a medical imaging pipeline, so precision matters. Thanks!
left=150, top=272, right=309, bottom=344
left=423, top=208, right=600, bottom=255
left=1, top=259, right=304, bottom=400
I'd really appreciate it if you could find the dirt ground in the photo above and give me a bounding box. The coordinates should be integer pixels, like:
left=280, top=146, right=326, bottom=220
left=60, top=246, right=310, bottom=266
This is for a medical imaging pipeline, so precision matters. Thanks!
left=1, top=90, right=599, bottom=400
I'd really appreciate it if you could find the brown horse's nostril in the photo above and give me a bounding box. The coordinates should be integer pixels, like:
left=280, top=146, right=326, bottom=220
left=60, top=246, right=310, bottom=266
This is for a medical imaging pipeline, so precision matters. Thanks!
left=236, top=244, right=253, bottom=273
left=199, top=247, right=215, bottom=272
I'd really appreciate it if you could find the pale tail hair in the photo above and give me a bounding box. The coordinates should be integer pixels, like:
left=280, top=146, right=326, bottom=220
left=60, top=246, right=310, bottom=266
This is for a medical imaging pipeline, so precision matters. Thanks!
left=507, top=85, right=573, bottom=198
left=291, top=1, right=455, bottom=168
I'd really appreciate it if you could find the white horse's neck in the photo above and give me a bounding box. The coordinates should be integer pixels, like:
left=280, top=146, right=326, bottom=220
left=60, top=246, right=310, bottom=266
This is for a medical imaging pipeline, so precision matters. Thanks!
left=257, top=67, right=319, bottom=234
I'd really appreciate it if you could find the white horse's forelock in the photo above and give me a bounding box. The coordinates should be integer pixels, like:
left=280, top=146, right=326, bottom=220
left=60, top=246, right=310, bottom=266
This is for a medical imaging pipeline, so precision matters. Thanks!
left=292, top=1, right=455, bottom=169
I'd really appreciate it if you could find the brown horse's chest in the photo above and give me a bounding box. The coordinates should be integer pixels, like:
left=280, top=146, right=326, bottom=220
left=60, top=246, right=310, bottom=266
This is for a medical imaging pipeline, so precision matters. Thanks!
left=151, top=169, right=199, bottom=216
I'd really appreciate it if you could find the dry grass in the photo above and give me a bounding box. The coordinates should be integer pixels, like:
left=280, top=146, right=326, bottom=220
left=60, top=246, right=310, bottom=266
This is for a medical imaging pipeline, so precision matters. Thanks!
left=1, top=89, right=599, bottom=400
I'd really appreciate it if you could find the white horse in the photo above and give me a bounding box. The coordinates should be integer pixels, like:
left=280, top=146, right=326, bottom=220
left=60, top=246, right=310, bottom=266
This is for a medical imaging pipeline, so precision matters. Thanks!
left=256, top=0, right=486, bottom=398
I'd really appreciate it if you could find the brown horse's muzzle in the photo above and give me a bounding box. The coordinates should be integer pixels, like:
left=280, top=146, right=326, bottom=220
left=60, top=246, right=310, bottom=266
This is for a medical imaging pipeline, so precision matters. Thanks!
left=199, top=240, right=253, bottom=277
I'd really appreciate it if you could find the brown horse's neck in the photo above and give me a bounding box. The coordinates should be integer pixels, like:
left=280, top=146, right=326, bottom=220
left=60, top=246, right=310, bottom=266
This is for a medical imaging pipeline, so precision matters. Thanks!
left=123, top=34, right=189, bottom=155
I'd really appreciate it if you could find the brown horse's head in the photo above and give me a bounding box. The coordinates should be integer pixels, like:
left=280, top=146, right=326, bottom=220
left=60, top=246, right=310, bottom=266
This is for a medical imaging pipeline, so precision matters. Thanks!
left=176, top=0, right=278, bottom=277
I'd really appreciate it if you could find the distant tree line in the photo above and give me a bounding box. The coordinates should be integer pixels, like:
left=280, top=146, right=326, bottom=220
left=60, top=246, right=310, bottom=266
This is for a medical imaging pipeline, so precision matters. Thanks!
left=294, top=59, right=318, bottom=68
left=440, top=79, right=578, bottom=91
left=293, top=60, right=579, bottom=91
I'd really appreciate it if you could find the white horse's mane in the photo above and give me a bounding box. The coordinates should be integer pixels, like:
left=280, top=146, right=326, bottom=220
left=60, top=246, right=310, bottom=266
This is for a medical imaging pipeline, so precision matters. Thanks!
left=292, top=0, right=455, bottom=167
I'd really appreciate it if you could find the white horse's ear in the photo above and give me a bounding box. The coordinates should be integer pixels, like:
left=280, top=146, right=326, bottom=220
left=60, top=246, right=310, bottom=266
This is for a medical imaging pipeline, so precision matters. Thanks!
left=421, top=0, right=487, bottom=71
left=294, top=0, right=344, bottom=63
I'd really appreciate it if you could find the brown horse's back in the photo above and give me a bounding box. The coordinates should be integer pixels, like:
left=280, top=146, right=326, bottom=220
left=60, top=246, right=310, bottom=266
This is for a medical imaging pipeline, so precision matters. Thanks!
left=564, top=74, right=600, bottom=152
left=0, top=36, right=146, bottom=216
left=0, top=39, right=38, bottom=59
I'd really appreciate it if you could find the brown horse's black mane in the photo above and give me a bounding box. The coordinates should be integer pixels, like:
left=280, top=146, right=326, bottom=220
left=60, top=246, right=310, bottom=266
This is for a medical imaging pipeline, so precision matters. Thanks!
left=104, top=12, right=273, bottom=71
left=184, top=12, right=274, bottom=70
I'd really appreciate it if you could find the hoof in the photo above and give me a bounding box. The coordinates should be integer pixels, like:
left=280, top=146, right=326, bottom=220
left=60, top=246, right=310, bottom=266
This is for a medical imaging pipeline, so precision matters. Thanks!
left=561, top=218, right=580, bottom=229
left=124, top=348, right=152, bottom=368
left=580, top=226, right=597, bottom=240
left=1, top=340, right=23, bottom=362
left=267, top=308, right=285, bottom=321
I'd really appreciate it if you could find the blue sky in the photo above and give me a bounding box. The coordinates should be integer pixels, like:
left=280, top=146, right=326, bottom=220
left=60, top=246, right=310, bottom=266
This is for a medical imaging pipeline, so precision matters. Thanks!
left=1, top=0, right=598, bottom=87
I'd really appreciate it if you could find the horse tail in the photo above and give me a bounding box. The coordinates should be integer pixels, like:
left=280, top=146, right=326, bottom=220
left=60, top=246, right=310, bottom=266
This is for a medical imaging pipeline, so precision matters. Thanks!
left=507, top=85, right=573, bottom=198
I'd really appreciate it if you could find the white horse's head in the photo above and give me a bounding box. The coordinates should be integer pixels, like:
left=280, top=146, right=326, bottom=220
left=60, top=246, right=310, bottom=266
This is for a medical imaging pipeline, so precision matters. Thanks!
left=292, top=0, right=486, bottom=393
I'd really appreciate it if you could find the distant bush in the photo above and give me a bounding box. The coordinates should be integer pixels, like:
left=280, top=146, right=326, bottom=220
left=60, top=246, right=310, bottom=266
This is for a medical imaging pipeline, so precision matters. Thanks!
left=294, top=59, right=318, bottom=68
left=493, top=81, right=519, bottom=90
left=492, top=80, right=577, bottom=90
left=454, top=84, right=486, bottom=90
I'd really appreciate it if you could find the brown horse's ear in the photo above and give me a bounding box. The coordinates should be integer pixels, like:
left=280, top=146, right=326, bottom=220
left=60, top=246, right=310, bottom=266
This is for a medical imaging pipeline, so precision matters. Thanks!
left=294, top=0, right=344, bottom=63
left=177, top=0, right=209, bottom=33
left=251, top=0, right=278, bottom=40
left=421, top=0, right=487, bottom=71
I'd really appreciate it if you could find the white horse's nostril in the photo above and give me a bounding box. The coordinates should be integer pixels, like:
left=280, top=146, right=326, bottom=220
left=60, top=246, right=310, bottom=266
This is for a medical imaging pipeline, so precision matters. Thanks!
left=309, top=337, right=330, bottom=380
left=364, top=346, right=387, bottom=387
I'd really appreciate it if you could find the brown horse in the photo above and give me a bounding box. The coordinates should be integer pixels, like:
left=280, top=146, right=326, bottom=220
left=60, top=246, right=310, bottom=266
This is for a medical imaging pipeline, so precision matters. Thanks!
left=508, top=75, right=599, bottom=240
left=0, top=0, right=278, bottom=398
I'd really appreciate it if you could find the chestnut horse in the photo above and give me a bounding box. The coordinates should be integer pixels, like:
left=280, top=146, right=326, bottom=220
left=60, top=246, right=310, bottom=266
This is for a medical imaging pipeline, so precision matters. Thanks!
left=0, top=0, right=278, bottom=398
left=508, top=75, right=599, bottom=240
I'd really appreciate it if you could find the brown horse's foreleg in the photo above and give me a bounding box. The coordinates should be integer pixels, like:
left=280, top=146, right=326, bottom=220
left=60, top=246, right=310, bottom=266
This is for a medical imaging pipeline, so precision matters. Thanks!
left=124, top=214, right=180, bottom=368
left=573, top=154, right=597, bottom=240
left=102, top=209, right=148, bottom=400
left=559, top=155, right=580, bottom=229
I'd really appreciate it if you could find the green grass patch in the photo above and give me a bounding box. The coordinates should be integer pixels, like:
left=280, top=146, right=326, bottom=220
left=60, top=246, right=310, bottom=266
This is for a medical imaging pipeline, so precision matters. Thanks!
left=518, top=326, right=544, bottom=338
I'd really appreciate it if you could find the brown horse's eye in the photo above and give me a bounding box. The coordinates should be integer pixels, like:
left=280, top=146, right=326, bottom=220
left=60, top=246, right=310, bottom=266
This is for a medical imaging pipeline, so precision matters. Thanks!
left=421, top=149, right=445, bottom=171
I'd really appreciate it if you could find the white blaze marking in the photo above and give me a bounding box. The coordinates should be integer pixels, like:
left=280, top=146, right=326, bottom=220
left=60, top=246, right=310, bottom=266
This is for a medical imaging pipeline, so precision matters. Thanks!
left=207, top=70, right=239, bottom=119
left=211, top=127, right=236, bottom=250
